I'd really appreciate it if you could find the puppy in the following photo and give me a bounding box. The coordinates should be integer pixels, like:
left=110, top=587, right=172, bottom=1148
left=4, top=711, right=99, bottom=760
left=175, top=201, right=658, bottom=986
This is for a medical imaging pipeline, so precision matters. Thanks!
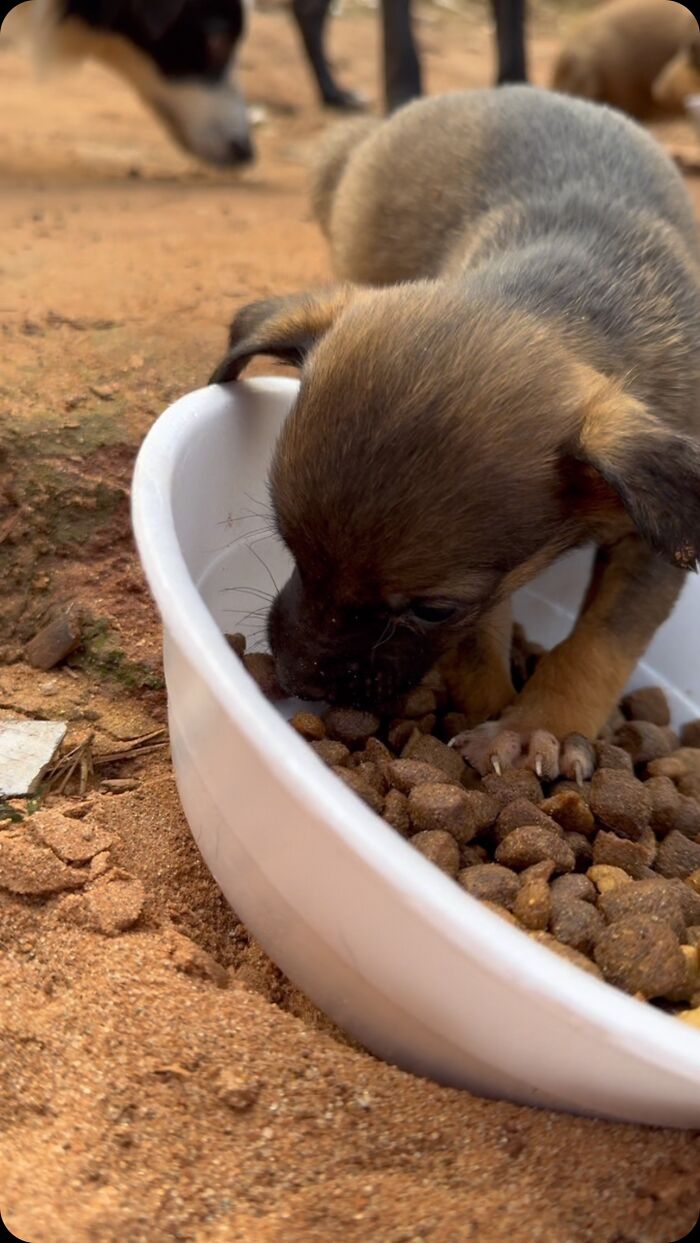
left=210, top=88, right=700, bottom=779
left=551, top=0, right=698, bottom=119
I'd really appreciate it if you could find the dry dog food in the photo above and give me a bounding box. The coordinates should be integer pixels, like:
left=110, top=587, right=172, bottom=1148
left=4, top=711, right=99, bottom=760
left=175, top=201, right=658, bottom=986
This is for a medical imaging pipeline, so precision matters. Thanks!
left=228, top=628, right=700, bottom=1027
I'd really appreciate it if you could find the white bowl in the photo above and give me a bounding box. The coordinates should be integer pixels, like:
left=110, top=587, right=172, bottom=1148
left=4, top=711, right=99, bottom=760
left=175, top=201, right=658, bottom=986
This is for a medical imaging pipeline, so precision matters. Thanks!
left=132, top=378, right=700, bottom=1127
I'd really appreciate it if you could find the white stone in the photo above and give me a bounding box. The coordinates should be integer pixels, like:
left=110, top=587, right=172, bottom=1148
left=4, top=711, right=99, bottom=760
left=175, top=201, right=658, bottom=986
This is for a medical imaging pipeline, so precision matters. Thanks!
left=0, top=719, right=67, bottom=797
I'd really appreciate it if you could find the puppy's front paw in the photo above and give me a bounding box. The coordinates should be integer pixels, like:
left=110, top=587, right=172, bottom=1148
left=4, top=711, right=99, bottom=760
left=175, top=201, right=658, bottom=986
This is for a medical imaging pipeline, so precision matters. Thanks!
left=449, top=721, right=595, bottom=784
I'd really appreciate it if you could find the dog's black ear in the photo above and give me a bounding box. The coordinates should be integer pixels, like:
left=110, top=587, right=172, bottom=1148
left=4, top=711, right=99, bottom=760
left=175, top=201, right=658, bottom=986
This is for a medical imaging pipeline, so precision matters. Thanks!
left=86, top=2, right=188, bottom=41
left=575, top=387, right=700, bottom=570
left=209, top=288, right=353, bottom=385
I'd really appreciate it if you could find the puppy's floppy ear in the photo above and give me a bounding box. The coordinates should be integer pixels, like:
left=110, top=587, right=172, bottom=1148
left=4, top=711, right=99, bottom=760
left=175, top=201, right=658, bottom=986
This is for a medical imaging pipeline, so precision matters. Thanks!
left=209, top=287, right=353, bottom=385
left=573, top=381, right=700, bottom=570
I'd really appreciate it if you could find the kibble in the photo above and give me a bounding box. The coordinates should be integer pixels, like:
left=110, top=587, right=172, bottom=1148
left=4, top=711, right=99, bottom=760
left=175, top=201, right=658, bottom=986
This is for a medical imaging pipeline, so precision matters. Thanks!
left=550, top=899, right=604, bottom=957
left=332, top=767, right=384, bottom=814
left=594, top=915, right=686, bottom=998
left=401, top=732, right=465, bottom=782
left=589, top=769, right=652, bottom=840
left=242, top=652, right=284, bottom=699
left=383, top=789, right=410, bottom=834
left=410, top=830, right=460, bottom=877
left=655, top=830, right=700, bottom=879
left=290, top=712, right=326, bottom=742
left=310, top=740, right=350, bottom=768
left=539, top=789, right=595, bottom=836
left=324, top=708, right=380, bottom=746
left=513, top=876, right=551, bottom=930
left=458, top=863, right=521, bottom=910
left=614, top=720, right=672, bottom=764
left=597, top=879, right=687, bottom=940
left=495, top=826, right=575, bottom=874
left=620, top=686, right=670, bottom=726
left=408, top=784, right=482, bottom=843
left=592, top=829, right=656, bottom=879
left=386, top=759, right=455, bottom=794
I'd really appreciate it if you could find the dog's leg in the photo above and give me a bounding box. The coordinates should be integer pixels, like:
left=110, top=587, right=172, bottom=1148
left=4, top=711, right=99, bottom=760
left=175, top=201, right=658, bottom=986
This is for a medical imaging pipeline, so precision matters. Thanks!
left=452, top=536, right=684, bottom=778
left=440, top=598, right=515, bottom=729
left=290, top=0, right=366, bottom=109
left=381, top=0, right=421, bottom=113
left=492, top=0, right=527, bottom=84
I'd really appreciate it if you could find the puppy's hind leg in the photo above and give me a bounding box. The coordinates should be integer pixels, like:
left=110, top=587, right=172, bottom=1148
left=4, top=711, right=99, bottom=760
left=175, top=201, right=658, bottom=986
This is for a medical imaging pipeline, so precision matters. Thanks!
left=310, top=116, right=378, bottom=237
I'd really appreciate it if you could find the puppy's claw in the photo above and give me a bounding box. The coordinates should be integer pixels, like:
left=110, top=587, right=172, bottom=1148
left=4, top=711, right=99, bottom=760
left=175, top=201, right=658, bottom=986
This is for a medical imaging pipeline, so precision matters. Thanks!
left=560, top=733, right=596, bottom=784
left=524, top=730, right=560, bottom=782
left=574, top=759, right=584, bottom=788
left=492, top=756, right=502, bottom=776
left=535, top=755, right=544, bottom=779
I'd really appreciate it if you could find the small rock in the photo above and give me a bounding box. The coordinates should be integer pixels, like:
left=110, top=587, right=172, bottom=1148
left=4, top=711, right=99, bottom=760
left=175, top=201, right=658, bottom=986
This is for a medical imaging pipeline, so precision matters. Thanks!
left=0, top=833, right=86, bottom=895
left=167, top=930, right=228, bottom=987
left=410, top=829, right=460, bottom=877
left=33, top=808, right=112, bottom=863
left=323, top=708, right=380, bottom=746
left=25, top=607, right=83, bottom=670
left=0, top=718, right=67, bottom=797
left=495, top=826, right=575, bottom=874
left=86, top=872, right=145, bottom=935
left=215, top=1069, right=259, bottom=1110
left=101, top=779, right=138, bottom=794
left=589, top=769, right=651, bottom=840
left=457, top=863, right=521, bottom=909
left=594, top=915, right=686, bottom=998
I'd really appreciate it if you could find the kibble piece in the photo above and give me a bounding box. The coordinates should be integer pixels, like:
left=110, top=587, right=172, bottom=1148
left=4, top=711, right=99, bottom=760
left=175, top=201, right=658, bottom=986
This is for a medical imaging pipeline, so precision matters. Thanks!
left=495, top=826, right=575, bottom=874
left=620, top=687, right=670, bottom=727
left=333, top=767, right=384, bottom=814
left=290, top=712, right=325, bottom=742
left=495, top=799, right=562, bottom=846
left=387, top=719, right=416, bottom=752
left=529, top=931, right=603, bottom=978
left=550, top=899, right=605, bottom=957
left=365, top=736, right=392, bottom=766
left=645, top=776, right=680, bottom=836
left=551, top=873, right=596, bottom=905
left=324, top=708, right=380, bottom=746
left=655, top=831, right=700, bottom=879
left=539, top=790, right=596, bottom=837
left=520, top=859, right=556, bottom=884
left=674, top=794, right=700, bottom=841
left=551, top=780, right=592, bottom=805
left=614, top=721, right=672, bottom=764
left=441, top=712, right=470, bottom=742
left=383, top=788, right=410, bottom=834
left=410, top=830, right=460, bottom=877
left=310, top=740, right=350, bottom=768
left=564, top=831, right=593, bottom=870
left=678, top=772, right=700, bottom=802
left=481, top=770, right=544, bottom=808
left=399, top=686, right=438, bottom=719
left=589, top=769, right=651, bottom=840
left=686, top=926, right=700, bottom=948
left=647, top=756, right=685, bottom=781
left=386, top=759, right=454, bottom=794
left=409, top=784, right=482, bottom=843
left=668, top=879, right=700, bottom=926
left=598, top=879, right=686, bottom=940
left=663, top=945, right=700, bottom=1003
left=357, top=762, right=388, bottom=796
left=689, top=871, right=700, bottom=896
left=588, top=865, right=632, bottom=895
left=594, top=741, right=634, bottom=773
left=225, top=631, right=246, bottom=658
left=680, top=719, right=700, bottom=748
left=594, top=915, right=686, bottom=998
left=416, top=713, right=437, bottom=735
left=460, top=844, right=490, bottom=868
left=592, top=829, right=656, bottom=879
left=678, top=1007, right=700, bottom=1029
left=457, top=863, right=521, bottom=910
left=513, top=876, right=551, bottom=930
left=242, top=652, right=285, bottom=699
left=401, top=732, right=465, bottom=783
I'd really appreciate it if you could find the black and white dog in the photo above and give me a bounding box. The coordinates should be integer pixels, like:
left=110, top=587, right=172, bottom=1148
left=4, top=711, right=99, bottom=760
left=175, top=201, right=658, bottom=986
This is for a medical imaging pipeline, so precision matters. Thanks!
left=17, top=0, right=526, bottom=165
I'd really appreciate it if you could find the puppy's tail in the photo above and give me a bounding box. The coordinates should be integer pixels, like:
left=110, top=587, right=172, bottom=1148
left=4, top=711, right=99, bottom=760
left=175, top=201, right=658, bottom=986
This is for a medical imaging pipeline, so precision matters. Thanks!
left=310, top=118, right=377, bottom=237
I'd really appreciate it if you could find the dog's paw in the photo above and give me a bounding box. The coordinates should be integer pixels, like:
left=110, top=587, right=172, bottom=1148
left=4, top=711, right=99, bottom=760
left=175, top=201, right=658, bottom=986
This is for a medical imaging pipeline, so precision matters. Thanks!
left=449, top=722, right=595, bottom=784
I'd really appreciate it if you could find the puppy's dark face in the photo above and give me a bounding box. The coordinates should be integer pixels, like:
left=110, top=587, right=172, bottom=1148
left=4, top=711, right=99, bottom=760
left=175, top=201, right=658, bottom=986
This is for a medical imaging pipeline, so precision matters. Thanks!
left=211, top=285, right=700, bottom=708
left=68, top=1, right=244, bottom=81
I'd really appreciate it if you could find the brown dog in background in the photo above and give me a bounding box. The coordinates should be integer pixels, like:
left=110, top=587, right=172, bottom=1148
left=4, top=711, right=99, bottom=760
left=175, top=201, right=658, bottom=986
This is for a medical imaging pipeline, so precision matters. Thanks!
left=210, top=87, right=700, bottom=780
left=552, top=0, right=698, bottom=119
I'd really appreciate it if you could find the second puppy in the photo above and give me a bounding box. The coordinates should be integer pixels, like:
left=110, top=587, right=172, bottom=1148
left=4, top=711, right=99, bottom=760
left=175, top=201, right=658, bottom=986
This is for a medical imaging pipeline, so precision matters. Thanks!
left=211, top=88, right=700, bottom=779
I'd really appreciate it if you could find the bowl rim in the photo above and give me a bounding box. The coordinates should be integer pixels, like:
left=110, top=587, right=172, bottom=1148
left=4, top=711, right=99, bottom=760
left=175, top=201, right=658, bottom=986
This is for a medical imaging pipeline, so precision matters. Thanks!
left=131, top=376, right=700, bottom=1087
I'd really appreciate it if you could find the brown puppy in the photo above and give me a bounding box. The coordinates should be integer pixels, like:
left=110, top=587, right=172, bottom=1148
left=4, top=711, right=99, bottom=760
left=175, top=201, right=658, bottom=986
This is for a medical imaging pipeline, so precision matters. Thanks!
left=551, top=0, right=698, bottom=119
left=653, top=30, right=700, bottom=110
left=210, top=88, right=700, bottom=779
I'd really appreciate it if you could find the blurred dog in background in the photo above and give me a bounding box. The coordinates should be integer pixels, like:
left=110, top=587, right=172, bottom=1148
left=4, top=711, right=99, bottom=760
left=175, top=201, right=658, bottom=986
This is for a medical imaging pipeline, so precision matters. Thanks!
left=552, top=0, right=698, bottom=119
left=10, top=0, right=526, bottom=165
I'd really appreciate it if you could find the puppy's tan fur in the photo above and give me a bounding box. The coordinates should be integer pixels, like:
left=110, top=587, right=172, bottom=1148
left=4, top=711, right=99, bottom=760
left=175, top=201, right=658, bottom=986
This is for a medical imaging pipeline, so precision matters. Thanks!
left=211, top=89, right=700, bottom=771
left=551, top=0, right=698, bottom=119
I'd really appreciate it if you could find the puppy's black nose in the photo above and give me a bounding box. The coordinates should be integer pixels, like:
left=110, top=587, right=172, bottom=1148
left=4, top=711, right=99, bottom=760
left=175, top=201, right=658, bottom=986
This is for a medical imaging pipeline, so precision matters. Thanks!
left=228, top=137, right=254, bottom=164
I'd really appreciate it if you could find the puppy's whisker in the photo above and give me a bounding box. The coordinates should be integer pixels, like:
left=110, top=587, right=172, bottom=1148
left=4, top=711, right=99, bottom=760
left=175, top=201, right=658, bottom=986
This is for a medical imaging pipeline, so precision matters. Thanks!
left=248, top=542, right=279, bottom=594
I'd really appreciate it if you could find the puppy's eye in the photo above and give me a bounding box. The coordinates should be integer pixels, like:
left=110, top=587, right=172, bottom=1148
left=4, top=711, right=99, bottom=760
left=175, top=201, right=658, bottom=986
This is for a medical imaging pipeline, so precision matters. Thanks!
left=407, top=601, right=460, bottom=625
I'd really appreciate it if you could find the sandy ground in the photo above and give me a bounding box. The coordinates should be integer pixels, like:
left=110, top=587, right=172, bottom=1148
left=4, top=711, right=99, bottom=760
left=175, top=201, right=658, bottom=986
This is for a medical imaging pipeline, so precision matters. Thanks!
left=1, top=4, right=700, bottom=1241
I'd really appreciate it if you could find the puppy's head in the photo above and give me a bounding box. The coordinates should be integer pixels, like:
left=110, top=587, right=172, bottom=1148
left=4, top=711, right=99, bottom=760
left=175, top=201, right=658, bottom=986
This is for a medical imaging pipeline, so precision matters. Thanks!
left=211, top=285, right=700, bottom=708
left=653, top=36, right=700, bottom=111
left=46, top=1, right=252, bottom=165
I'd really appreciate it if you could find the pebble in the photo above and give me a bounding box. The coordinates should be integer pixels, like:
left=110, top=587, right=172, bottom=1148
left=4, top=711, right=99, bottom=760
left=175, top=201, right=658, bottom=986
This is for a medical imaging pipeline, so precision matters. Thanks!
left=215, top=1069, right=259, bottom=1110
left=680, top=719, right=700, bottom=748
left=225, top=632, right=246, bottom=658
left=644, top=775, right=680, bottom=836
left=594, top=915, right=686, bottom=998
left=86, top=872, right=145, bottom=936
left=398, top=686, right=438, bottom=719
left=410, top=830, right=460, bottom=877
left=494, top=826, right=575, bottom=874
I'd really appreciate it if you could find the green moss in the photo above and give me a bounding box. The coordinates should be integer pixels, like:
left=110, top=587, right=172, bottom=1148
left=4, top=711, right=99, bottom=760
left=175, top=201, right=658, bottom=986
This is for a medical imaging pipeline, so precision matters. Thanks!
left=71, top=619, right=164, bottom=690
